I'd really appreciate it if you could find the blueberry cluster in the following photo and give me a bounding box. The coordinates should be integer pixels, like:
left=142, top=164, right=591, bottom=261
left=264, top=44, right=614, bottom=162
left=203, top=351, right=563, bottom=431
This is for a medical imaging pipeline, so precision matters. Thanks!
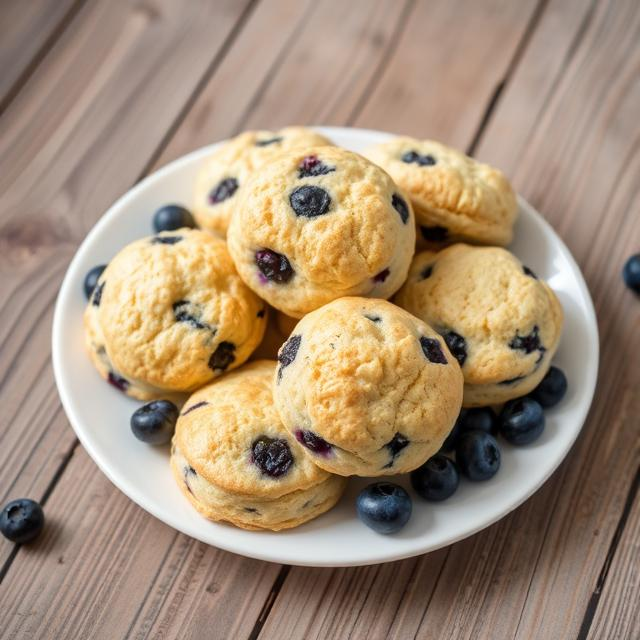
left=356, top=366, right=567, bottom=534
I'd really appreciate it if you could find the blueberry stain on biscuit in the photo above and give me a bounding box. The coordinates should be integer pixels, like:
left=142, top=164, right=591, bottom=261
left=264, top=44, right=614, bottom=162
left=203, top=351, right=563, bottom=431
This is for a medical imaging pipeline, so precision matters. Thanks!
left=298, top=155, right=335, bottom=178
left=208, top=177, right=238, bottom=204
left=392, top=193, right=409, bottom=224
left=509, top=326, right=545, bottom=355
left=107, top=371, right=129, bottom=392
left=420, top=337, right=448, bottom=364
left=173, top=300, right=215, bottom=332
left=295, top=429, right=333, bottom=457
left=383, top=433, right=409, bottom=468
left=277, top=335, right=301, bottom=380
left=208, top=341, right=236, bottom=372
left=402, top=150, right=437, bottom=166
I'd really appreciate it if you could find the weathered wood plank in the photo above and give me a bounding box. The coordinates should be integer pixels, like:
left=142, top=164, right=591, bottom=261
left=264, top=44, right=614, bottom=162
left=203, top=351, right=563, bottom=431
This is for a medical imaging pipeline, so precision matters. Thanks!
left=586, top=474, right=640, bottom=640
left=0, top=0, right=83, bottom=109
left=0, top=447, right=281, bottom=640
left=0, top=0, right=254, bottom=570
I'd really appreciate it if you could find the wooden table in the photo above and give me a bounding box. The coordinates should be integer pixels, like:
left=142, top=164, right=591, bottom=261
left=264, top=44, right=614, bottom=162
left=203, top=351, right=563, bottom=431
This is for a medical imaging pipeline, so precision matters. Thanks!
left=1, top=1, right=638, bottom=638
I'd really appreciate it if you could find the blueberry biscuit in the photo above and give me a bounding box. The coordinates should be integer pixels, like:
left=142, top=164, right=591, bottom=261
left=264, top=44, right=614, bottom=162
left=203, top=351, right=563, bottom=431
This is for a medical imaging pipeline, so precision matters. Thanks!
left=193, top=127, right=333, bottom=236
left=170, top=360, right=347, bottom=531
left=273, top=297, right=463, bottom=476
left=227, top=146, right=416, bottom=318
left=364, top=137, right=518, bottom=246
left=394, top=244, right=563, bottom=407
left=84, top=229, right=266, bottom=400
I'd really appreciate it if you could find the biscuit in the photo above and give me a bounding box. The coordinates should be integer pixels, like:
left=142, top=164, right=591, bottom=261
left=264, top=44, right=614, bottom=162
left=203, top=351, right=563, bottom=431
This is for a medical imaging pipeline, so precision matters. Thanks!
left=273, top=297, right=463, bottom=476
left=171, top=360, right=347, bottom=530
left=394, top=244, right=563, bottom=406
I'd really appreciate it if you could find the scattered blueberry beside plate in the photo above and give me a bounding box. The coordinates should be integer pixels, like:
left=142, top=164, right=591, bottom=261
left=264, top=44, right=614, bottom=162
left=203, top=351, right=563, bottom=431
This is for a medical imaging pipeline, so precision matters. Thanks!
left=623, top=253, right=640, bottom=293
left=0, top=498, right=45, bottom=543
left=531, top=366, right=567, bottom=408
left=131, top=400, right=179, bottom=445
left=456, top=430, right=501, bottom=481
left=458, top=407, right=498, bottom=435
left=83, top=264, right=106, bottom=299
left=499, top=397, right=545, bottom=445
left=440, top=410, right=465, bottom=452
left=356, top=482, right=412, bottom=534
left=410, top=454, right=459, bottom=501
left=152, top=204, right=196, bottom=233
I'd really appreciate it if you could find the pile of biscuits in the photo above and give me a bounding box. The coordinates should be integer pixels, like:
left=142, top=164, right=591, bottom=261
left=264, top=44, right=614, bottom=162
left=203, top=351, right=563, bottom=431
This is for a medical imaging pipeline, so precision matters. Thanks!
left=83, top=127, right=563, bottom=531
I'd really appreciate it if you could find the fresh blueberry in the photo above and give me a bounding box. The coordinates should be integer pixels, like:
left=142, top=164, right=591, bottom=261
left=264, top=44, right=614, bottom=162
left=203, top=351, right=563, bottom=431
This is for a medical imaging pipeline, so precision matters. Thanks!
left=289, top=185, right=331, bottom=218
left=356, top=482, right=412, bottom=534
left=441, top=411, right=465, bottom=452
left=420, top=225, right=448, bottom=242
left=499, top=397, right=545, bottom=445
left=209, top=177, right=238, bottom=204
left=443, top=331, right=467, bottom=366
left=458, top=407, right=498, bottom=435
left=208, top=341, right=236, bottom=372
left=295, top=429, right=332, bottom=457
left=152, top=204, right=195, bottom=232
left=251, top=437, right=293, bottom=478
left=391, top=193, right=409, bottom=224
left=456, top=430, right=501, bottom=481
left=530, top=366, right=568, bottom=408
left=420, top=336, right=448, bottom=364
left=131, top=400, right=179, bottom=445
left=622, top=254, right=640, bottom=293
left=410, top=454, right=459, bottom=501
left=255, top=249, right=294, bottom=283
left=83, top=265, right=107, bottom=300
left=0, top=498, right=45, bottom=543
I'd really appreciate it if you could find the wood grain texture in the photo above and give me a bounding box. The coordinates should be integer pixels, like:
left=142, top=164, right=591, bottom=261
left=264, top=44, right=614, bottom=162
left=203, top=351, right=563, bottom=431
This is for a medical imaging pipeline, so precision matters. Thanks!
left=586, top=472, right=640, bottom=640
left=0, top=0, right=253, bottom=569
left=0, top=447, right=280, bottom=640
left=0, top=0, right=84, bottom=109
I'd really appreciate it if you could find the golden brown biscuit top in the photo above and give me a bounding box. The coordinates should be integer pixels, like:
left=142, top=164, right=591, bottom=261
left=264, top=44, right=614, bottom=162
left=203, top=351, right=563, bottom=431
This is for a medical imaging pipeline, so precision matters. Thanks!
left=174, top=360, right=333, bottom=497
left=394, top=244, right=563, bottom=385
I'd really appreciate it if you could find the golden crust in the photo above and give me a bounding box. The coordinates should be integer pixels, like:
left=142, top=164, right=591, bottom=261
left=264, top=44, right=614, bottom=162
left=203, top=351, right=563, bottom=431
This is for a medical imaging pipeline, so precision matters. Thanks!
left=364, top=137, right=518, bottom=246
left=193, top=127, right=333, bottom=236
left=394, top=244, right=563, bottom=407
left=90, top=229, right=265, bottom=396
left=273, top=298, right=464, bottom=476
left=227, top=146, right=416, bottom=318
left=171, top=361, right=346, bottom=530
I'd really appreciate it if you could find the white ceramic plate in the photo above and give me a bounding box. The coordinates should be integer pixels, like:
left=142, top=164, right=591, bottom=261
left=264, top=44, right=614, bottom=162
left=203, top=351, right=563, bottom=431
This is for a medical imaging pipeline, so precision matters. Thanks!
left=52, top=127, right=599, bottom=567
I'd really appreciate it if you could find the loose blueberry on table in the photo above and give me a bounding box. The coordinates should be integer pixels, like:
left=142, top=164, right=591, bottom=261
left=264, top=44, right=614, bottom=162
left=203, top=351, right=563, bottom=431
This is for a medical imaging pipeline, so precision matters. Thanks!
left=0, top=498, right=45, bottom=544
left=456, top=430, right=501, bottom=481
left=499, top=397, right=545, bottom=445
left=622, top=253, right=640, bottom=293
left=410, top=454, right=459, bottom=501
left=530, top=366, right=567, bottom=408
left=130, top=400, right=179, bottom=445
left=152, top=204, right=195, bottom=232
left=83, top=265, right=106, bottom=300
left=356, top=482, right=412, bottom=534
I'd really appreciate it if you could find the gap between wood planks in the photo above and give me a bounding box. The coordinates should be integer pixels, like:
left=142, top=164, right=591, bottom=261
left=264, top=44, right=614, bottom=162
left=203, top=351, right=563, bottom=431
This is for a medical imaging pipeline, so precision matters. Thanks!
left=0, top=0, right=89, bottom=117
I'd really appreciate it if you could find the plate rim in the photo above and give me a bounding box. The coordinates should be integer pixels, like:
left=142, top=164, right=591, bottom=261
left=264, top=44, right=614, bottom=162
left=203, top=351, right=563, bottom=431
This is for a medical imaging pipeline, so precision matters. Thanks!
left=52, top=126, right=599, bottom=567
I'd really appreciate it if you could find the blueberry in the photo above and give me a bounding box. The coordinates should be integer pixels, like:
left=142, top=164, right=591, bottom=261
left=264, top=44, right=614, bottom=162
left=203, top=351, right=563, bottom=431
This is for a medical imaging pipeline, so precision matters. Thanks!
left=530, top=366, right=568, bottom=408
left=402, top=150, right=437, bottom=166
left=255, top=249, right=294, bottom=283
left=622, top=254, right=640, bottom=293
left=441, top=411, right=465, bottom=452
left=356, top=483, right=412, bottom=534
left=456, top=430, right=501, bottom=481
left=391, top=193, right=409, bottom=224
left=277, top=334, right=301, bottom=380
left=208, top=341, right=236, bottom=372
left=499, top=397, right=545, bottom=445
left=152, top=204, right=195, bottom=232
left=289, top=185, right=331, bottom=218
left=420, top=225, right=448, bottom=242
left=0, top=498, right=45, bottom=543
left=410, top=454, right=459, bottom=501
left=131, top=400, right=179, bottom=445
left=509, top=325, right=544, bottom=354
left=420, top=336, right=448, bottom=364
left=443, top=331, right=467, bottom=366
left=295, top=429, right=332, bottom=457
left=83, top=265, right=106, bottom=300
left=458, top=407, right=498, bottom=435
left=298, top=155, right=335, bottom=178
left=173, top=300, right=212, bottom=331
left=384, top=432, right=409, bottom=467
left=251, top=437, right=293, bottom=478
left=107, top=371, right=129, bottom=392
left=209, top=177, right=238, bottom=204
